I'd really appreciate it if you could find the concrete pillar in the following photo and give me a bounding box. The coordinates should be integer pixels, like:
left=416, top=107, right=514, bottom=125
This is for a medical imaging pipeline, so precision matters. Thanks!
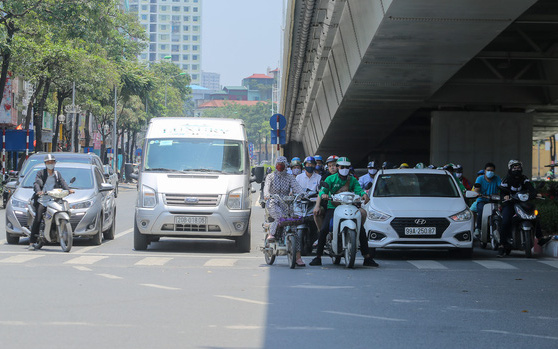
left=431, top=111, right=533, bottom=181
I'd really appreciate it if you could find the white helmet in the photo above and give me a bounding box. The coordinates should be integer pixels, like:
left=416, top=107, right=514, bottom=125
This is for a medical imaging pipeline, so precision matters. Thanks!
left=44, top=154, right=56, bottom=162
left=508, top=159, right=522, bottom=169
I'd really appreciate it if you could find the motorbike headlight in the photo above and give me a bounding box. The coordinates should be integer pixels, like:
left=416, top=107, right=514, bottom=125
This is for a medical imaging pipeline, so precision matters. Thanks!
left=11, top=198, right=27, bottom=209
left=450, top=208, right=473, bottom=222
left=515, top=205, right=536, bottom=220
left=227, top=187, right=243, bottom=210
left=70, top=199, right=94, bottom=210
left=367, top=207, right=391, bottom=221
left=518, top=193, right=529, bottom=202
left=141, top=185, right=157, bottom=208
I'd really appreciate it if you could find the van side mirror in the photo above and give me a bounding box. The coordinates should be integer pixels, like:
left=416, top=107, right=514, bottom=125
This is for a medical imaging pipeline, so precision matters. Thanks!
left=253, top=166, right=264, bottom=184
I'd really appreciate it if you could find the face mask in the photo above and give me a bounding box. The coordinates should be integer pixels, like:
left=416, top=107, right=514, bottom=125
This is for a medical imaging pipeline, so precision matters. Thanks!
left=305, top=166, right=315, bottom=174
left=511, top=169, right=522, bottom=176
left=315, top=165, right=323, bottom=171
left=339, top=168, right=350, bottom=177
left=485, top=171, right=494, bottom=179
left=455, top=173, right=462, bottom=179
left=368, top=169, right=377, bottom=175
left=46, top=164, right=55, bottom=170
left=292, top=168, right=301, bottom=176
left=276, top=163, right=285, bottom=172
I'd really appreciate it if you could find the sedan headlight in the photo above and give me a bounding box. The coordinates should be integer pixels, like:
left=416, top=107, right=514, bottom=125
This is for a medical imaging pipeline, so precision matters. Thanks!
left=227, top=187, right=243, bottom=210
left=367, top=207, right=391, bottom=221
left=11, top=198, right=27, bottom=209
left=70, top=199, right=94, bottom=210
left=141, top=185, right=157, bottom=208
left=450, top=208, right=473, bottom=222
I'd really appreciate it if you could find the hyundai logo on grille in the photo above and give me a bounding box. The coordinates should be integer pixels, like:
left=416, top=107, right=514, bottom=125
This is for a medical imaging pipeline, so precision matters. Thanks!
left=415, top=219, right=427, bottom=225
left=184, top=197, right=199, bottom=204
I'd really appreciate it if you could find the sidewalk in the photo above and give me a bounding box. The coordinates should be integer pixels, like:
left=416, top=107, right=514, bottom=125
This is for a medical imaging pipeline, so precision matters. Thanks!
left=542, top=238, right=558, bottom=258
left=118, top=182, right=137, bottom=190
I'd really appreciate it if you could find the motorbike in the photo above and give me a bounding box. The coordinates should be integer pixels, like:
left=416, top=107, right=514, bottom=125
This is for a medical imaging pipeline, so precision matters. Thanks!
left=2, top=170, right=18, bottom=208
left=474, top=193, right=501, bottom=251
left=293, top=190, right=318, bottom=255
left=21, top=188, right=74, bottom=252
left=321, top=182, right=363, bottom=269
left=262, top=193, right=306, bottom=269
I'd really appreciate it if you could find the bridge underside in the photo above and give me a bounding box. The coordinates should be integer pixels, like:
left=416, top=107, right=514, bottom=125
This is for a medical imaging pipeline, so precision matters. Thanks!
left=282, top=0, right=558, bottom=174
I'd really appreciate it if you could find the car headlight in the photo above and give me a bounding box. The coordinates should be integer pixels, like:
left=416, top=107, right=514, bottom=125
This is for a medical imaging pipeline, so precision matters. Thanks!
left=450, top=208, right=472, bottom=222
left=11, top=198, right=27, bottom=209
left=227, top=187, right=243, bottom=210
left=141, top=185, right=157, bottom=208
left=70, top=199, right=94, bottom=210
left=367, top=207, right=391, bottom=221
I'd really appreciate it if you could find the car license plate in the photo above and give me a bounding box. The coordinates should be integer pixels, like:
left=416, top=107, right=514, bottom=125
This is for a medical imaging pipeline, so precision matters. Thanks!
left=405, top=227, right=436, bottom=235
left=175, top=216, right=206, bottom=225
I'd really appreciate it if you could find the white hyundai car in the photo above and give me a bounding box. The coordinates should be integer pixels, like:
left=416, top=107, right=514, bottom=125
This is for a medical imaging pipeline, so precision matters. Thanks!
left=364, top=169, right=474, bottom=257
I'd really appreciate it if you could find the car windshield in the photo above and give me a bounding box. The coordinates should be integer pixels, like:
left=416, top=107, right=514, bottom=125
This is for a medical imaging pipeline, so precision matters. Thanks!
left=373, top=173, right=460, bottom=198
left=143, top=138, right=245, bottom=174
left=21, top=167, right=94, bottom=190
left=20, top=156, right=92, bottom=177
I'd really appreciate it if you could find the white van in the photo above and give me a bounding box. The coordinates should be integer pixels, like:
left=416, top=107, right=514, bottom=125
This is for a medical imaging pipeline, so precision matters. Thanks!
left=133, top=117, right=254, bottom=251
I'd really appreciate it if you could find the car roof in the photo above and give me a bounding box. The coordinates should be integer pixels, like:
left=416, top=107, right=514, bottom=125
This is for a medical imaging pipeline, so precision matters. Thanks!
left=378, top=169, right=451, bottom=175
left=27, top=152, right=100, bottom=159
left=30, top=162, right=94, bottom=170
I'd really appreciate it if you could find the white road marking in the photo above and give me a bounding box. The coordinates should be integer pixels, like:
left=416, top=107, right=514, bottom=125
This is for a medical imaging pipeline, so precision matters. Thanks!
left=483, top=330, right=558, bottom=340
left=0, top=320, right=132, bottom=327
left=115, top=228, right=133, bottom=239
left=215, top=295, right=269, bottom=305
left=324, top=310, right=407, bottom=322
left=135, top=257, right=172, bottom=266
left=73, top=228, right=133, bottom=254
left=97, top=273, right=122, bottom=279
left=140, top=283, right=181, bottom=291
left=204, top=259, right=237, bottom=267
left=225, top=325, right=262, bottom=330
left=73, top=266, right=92, bottom=271
left=447, top=306, right=498, bottom=313
left=539, top=260, right=558, bottom=269
left=393, top=299, right=430, bottom=303
left=64, top=256, right=108, bottom=265
left=275, top=326, right=334, bottom=331
left=291, top=285, right=354, bottom=289
left=408, top=260, right=448, bottom=269
left=0, top=254, right=45, bottom=263
left=0, top=250, right=261, bottom=259
left=0, top=321, right=26, bottom=326
left=474, top=260, right=517, bottom=269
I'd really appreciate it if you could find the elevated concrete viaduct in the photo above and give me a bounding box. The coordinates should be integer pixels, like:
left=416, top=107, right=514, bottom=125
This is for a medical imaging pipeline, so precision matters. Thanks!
left=281, top=0, right=558, bottom=179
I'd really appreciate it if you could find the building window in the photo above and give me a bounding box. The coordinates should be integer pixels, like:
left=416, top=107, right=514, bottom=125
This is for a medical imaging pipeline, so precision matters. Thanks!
left=140, top=53, right=147, bottom=60
left=141, top=14, right=148, bottom=20
left=172, top=25, right=180, bottom=33
left=172, top=6, right=180, bottom=11
left=193, top=7, right=198, bottom=12
left=160, top=24, right=168, bottom=30
left=141, top=5, right=148, bottom=11
left=182, top=64, right=189, bottom=69
left=160, top=34, right=169, bottom=40
left=193, top=16, right=199, bottom=22
left=193, top=25, right=199, bottom=32
left=160, top=15, right=169, bottom=20
left=192, top=55, right=198, bottom=61
left=172, top=15, right=180, bottom=21
left=183, top=16, right=189, bottom=21
left=149, top=43, right=156, bottom=51
left=192, top=74, right=198, bottom=80
left=171, top=34, right=180, bottom=42
left=182, top=54, right=189, bottom=60
left=171, top=54, right=179, bottom=62
left=171, top=45, right=180, bottom=52
left=150, top=24, right=157, bottom=32
left=150, top=5, right=157, bottom=12
left=161, top=6, right=168, bottom=11
left=192, top=45, right=198, bottom=51
left=183, top=35, right=189, bottom=41
left=183, top=25, right=189, bottom=31
left=192, top=64, right=198, bottom=70
left=183, top=6, right=190, bottom=11
left=149, top=53, right=157, bottom=61
left=150, top=33, right=157, bottom=41
left=150, top=14, right=156, bottom=22
left=161, top=44, right=168, bottom=50
left=182, top=44, right=189, bottom=50
left=192, top=35, right=198, bottom=41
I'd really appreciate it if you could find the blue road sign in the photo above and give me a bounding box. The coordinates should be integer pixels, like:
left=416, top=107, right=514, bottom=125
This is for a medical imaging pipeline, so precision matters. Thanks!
left=248, top=142, right=254, bottom=158
left=269, top=114, right=286, bottom=130
left=270, top=130, right=286, bottom=144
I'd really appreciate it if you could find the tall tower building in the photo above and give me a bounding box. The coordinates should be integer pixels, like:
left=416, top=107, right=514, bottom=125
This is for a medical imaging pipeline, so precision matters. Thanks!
left=127, top=0, right=203, bottom=85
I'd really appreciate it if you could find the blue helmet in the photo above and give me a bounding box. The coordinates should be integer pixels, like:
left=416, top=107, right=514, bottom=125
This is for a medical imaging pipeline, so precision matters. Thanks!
left=303, top=156, right=316, bottom=165
left=314, top=155, right=323, bottom=162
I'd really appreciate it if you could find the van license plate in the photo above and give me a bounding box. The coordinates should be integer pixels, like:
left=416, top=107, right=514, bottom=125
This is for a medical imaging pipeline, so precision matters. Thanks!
left=405, top=227, right=436, bottom=235
left=175, top=216, right=206, bottom=225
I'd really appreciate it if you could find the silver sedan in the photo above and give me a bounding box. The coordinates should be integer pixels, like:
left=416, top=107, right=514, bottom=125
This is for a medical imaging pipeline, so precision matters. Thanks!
left=5, top=163, right=115, bottom=245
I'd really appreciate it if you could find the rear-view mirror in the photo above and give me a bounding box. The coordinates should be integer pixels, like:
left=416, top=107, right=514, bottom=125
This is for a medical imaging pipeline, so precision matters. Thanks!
left=465, top=191, right=479, bottom=199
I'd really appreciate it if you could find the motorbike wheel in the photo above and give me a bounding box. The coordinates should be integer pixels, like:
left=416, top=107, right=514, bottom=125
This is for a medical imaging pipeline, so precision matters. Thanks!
left=260, top=201, right=265, bottom=209
left=524, top=229, right=534, bottom=258
left=58, top=219, right=73, bottom=252
left=344, top=229, right=357, bottom=269
left=264, top=239, right=276, bottom=265
left=287, top=234, right=297, bottom=269
left=491, top=218, right=500, bottom=251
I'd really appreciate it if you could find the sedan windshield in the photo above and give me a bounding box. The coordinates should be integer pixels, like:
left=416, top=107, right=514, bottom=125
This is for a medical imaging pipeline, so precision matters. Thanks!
left=22, top=167, right=94, bottom=190
left=373, top=173, right=460, bottom=198
left=20, top=156, right=92, bottom=177
left=144, top=138, right=245, bottom=174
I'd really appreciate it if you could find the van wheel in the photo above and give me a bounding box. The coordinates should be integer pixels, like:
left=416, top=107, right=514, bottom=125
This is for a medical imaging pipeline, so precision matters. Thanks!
left=235, top=222, right=251, bottom=253
left=133, top=217, right=148, bottom=251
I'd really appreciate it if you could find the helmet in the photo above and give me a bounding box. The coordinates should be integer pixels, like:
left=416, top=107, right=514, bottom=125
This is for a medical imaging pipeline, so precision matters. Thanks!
left=303, top=156, right=316, bottom=165
left=291, top=157, right=301, bottom=163
left=44, top=154, right=56, bottom=162
left=477, top=169, right=485, bottom=176
left=427, top=164, right=436, bottom=169
left=508, top=159, right=522, bottom=169
left=325, top=155, right=339, bottom=164
left=382, top=161, right=394, bottom=169
left=367, top=161, right=376, bottom=168
left=415, top=162, right=425, bottom=169
left=291, top=158, right=302, bottom=167
left=337, top=157, right=351, bottom=167
left=399, top=163, right=409, bottom=169
left=276, top=156, right=288, bottom=165
left=314, top=155, right=323, bottom=162
left=443, top=163, right=455, bottom=171
left=455, top=164, right=463, bottom=172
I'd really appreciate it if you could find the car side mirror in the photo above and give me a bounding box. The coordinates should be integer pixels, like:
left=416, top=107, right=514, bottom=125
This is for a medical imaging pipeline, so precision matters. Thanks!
left=465, top=191, right=479, bottom=199
left=100, top=183, right=114, bottom=192
left=365, top=182, right=373, bottom=190
left=70, top=177, right=76, bottom=184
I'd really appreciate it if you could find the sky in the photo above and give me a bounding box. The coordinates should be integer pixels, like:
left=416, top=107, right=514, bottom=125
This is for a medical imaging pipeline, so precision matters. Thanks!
left=202, top=0, right=284, bottom=87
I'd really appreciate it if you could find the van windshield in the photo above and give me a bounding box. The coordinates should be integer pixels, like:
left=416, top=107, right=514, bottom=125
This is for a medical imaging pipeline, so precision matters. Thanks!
left=144, top=138, right=245, bottom=174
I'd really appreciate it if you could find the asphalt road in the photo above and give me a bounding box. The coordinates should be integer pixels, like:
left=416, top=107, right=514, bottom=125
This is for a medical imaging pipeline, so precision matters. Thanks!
left=1, top=185, right=558, bottom=349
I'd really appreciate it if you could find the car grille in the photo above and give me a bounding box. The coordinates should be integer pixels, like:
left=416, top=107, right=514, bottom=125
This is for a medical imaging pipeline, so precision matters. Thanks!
left=70, top=215, right=84, bottom=231
left=390, top=218, right=450, bottom=239
left=164, top=194, right=220, bottom=207
left=15, top=212, right=28, bottom=227
left=162, top=224, right=221, bottom=232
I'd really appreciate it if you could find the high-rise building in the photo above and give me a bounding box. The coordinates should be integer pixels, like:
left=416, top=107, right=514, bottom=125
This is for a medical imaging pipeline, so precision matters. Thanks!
left=201, top=71, right=220, bottom=91
left=127, top=0, right=203, bottom=85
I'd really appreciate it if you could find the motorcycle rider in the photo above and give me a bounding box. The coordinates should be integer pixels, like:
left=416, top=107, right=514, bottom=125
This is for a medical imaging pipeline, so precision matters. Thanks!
left=358, top=161, right=378, bottom=193
left=296, top=156, right=321, bottom=192
left=29, top=154, right=74, bottom=250
left=455, top=164, right=472, bottom=190
left=315, top=155, right=339, bottom=231
left=314, top=155, right=324, bottom=176
left=310, top=157, right=378, bottom=267
left=264, top=156, right=306, bottom=266
left=289, top=157, right=302, bottom=176
left=474, top=162, right=501, bottom=239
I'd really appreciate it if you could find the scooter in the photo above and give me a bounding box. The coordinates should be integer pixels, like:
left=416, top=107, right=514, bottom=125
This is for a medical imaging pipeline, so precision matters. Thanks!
left=293, top=190, right=318, bottom=255
left=475, top=194, right=502, bottom=250
left=262, top=193, right=306, bottom=269
left=321, top=183, right=363, bottom=269
left=21, top=188, right=74, bottom=252
left=498, top=190, right=539, bottom=258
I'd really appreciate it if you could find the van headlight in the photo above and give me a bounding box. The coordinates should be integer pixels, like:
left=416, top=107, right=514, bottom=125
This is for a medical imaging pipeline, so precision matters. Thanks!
left=70, top=199, right=94, bottom=210
left=11, top=198, right=27, bottom=209
left=367, top=207, right=391, bottom=221
left=450, top=208, right=472, bottom=222
left=141, top=185, right=157, bottom=208
left=227, top=187, right=243, bottom=210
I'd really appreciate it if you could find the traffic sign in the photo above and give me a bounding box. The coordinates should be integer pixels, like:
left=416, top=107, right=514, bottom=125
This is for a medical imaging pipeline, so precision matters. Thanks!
left=248, top=142, right=254, bottom=159
left=270, top=130, right=286, bottom=144
left=269, top=114, right=286, bottom=130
